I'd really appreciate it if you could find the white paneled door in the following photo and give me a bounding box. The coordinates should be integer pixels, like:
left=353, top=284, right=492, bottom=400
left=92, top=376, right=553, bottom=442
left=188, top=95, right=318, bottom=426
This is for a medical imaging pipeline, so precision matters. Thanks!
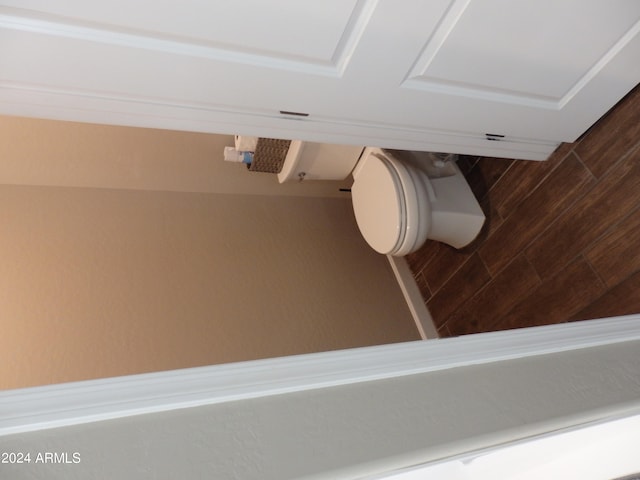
left=1, top=0, right=639, bottom=159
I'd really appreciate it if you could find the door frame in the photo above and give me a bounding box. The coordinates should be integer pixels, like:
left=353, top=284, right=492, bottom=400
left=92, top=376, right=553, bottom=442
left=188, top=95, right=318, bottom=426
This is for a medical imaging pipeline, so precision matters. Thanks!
left=2, top=314, right=640, bottom=437
left=370, top=411, right=640, bottom=479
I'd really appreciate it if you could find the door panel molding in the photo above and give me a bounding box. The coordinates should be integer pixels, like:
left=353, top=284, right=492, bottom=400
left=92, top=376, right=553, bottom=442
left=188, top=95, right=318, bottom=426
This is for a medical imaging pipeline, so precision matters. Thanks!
left=403, top=0, right=640, bottom=110
left=2, top=1, right=639, bottom=154
left=0, top=1, right=378, bottom=77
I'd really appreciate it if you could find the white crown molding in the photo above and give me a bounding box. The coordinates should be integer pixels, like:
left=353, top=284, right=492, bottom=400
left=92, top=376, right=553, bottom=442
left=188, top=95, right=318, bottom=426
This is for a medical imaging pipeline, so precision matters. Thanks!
left=2, top=314, right=640, bottom=437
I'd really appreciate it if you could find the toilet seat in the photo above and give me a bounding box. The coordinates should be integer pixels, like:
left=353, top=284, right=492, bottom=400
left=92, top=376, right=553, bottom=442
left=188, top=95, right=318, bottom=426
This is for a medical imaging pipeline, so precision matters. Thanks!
left=352, top=149, right=423, bottom=255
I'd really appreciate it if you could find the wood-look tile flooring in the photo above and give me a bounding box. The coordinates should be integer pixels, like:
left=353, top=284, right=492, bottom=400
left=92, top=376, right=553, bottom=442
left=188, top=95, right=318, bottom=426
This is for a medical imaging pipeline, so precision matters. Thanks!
left=406, top=83, right=640, bottom=337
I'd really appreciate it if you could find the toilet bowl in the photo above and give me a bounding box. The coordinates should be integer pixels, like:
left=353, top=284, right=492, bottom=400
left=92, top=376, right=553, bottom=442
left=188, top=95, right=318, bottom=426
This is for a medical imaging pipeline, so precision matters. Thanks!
left=276, top=141, right=485, bottom=256
left=351, top=148, right=485, bottom=255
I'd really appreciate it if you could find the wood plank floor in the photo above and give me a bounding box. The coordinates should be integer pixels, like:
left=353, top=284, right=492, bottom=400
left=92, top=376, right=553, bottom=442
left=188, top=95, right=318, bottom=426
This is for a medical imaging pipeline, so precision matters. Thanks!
left=406, top=83, right=640, bottom=337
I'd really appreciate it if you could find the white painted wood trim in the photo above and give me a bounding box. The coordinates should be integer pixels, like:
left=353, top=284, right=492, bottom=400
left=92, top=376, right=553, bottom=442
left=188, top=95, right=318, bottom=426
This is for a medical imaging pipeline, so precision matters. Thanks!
left=370, top=411, right=640, bottom=479
left=2, top=314, right=640, bottom=437
left=0, top=83, right=558, bottom=161
left=387, top=255, right=438, bottom=340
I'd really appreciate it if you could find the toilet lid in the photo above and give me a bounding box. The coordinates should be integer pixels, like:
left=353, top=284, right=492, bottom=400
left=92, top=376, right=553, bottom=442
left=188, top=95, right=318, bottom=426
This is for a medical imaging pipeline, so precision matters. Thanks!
left=352, top=152, right=405, bottom=254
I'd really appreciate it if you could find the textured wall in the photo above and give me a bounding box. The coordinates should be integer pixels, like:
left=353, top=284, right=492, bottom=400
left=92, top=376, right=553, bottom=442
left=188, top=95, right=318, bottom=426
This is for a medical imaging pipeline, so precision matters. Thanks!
left=0, top=185, right=417, bottom=389
left=0, top=117, right=418, bottom=389
left=0, top=115, right=353, bottom=197
left=0, top=116, right=419, bottom=389
left=2, top=340, right=639, bottom=479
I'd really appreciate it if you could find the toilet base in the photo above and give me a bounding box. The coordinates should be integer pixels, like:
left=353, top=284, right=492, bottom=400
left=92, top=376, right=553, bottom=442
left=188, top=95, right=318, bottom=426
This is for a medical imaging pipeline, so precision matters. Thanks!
left=421, top=162, right=485, bottom=249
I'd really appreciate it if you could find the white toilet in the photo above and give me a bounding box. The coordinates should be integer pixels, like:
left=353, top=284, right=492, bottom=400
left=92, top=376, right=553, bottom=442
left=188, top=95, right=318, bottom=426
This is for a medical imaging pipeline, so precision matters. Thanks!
left=278, top=142, right=485, bottom=256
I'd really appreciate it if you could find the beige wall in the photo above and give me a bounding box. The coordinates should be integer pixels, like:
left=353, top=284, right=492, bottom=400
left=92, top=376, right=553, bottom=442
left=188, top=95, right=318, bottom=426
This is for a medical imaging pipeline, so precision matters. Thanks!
left=0, top=116, right=418, bottom=390
left=0, top=115, right=352, bottom=197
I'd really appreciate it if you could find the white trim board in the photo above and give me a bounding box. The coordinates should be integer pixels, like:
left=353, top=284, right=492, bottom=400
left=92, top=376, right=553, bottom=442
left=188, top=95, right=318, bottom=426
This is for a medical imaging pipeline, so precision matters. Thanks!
left=0, top=84, right=558, bottom=161
left=387, top=255, right=438, bottom=340
left=370, top=412, right=640, bottom=479
left=2, top=314, right=640, bottom=437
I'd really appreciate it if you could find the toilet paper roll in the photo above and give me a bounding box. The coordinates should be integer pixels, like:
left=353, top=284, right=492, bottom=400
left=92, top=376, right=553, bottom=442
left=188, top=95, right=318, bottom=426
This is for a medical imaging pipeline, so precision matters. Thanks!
left=234, top=135, right=259, bottom=152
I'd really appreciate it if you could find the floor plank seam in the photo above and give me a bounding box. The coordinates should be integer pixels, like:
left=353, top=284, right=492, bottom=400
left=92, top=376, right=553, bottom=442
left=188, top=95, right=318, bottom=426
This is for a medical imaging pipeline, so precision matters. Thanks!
left=426, top=252, right=479, bottom=300
left=580, top=202, right=640, bottom=263
left=582, top=253, right=608, bottom=291
left=516, top=179, right=597, bottom=273
left=571, top=149, right=597, bottom=181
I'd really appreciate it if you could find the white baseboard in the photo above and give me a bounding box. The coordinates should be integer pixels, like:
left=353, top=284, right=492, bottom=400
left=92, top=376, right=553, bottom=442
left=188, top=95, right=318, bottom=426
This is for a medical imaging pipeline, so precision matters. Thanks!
left=387, top=255, right=438, bottom=340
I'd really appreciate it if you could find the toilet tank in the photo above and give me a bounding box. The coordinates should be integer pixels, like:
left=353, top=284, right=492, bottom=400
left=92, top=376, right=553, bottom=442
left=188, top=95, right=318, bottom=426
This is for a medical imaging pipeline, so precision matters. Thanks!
left=277, top=141, right=364, bottom=183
